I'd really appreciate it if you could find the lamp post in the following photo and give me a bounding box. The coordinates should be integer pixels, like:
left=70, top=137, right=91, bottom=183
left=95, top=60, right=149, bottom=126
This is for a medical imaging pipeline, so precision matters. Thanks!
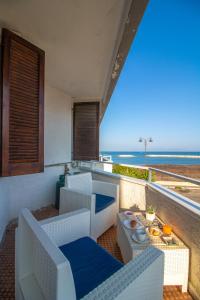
left=139, top=137, right=153, bottom=155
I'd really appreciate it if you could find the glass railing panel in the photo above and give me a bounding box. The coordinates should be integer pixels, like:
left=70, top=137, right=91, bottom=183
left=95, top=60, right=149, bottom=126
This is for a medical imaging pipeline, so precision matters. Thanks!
left=150, top=168, right=200, bottom=206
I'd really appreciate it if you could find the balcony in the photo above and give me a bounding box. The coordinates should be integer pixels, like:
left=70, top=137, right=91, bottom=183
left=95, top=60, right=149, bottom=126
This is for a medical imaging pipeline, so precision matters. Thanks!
left=0, top=1, right=199, bottom=299
left=1, top=161, right=200, bottom=299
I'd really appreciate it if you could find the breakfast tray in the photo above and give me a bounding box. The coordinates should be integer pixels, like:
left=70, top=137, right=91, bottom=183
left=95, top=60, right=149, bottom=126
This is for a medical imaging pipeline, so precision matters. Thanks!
left=135, top=213, right=185, bottom=248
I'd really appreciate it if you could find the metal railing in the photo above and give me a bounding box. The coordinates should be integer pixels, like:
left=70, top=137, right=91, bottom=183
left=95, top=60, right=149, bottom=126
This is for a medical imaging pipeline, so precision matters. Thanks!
left=148, top=167, right=200, bottom=186
left=52, top=160, right=200, bottom=190
left=78, top=160, right=149, bottom=170
left=44, top=159, right=200, bottom=190
left=54, top=159, right=200, bottom=213
left=78, top=160, right=200, bottom=211
left=77, top=159, right=200, bottom=187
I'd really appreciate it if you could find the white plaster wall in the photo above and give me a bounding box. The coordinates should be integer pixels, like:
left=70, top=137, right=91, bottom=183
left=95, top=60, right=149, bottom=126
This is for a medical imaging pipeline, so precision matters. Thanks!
left=0, top=84, right=72, bottom=241
left=0, top=180, right=9, bottom=241
left=3, top=166, right=64, bottom=220
left=45, top=85, right=72, bottom=165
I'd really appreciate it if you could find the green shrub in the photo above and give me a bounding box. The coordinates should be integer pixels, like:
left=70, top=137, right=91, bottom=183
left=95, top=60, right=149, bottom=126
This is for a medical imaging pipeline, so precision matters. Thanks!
left=112, top=164, right=155, bottom=181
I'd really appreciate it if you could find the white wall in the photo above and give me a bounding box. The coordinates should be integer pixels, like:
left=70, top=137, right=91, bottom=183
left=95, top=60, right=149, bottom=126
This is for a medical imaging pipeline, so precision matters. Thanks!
left=0, top=180, right=9, bottom=241
left=45, top=85, right=72, bottom=165
left=0, top=84, right=72, bottom=241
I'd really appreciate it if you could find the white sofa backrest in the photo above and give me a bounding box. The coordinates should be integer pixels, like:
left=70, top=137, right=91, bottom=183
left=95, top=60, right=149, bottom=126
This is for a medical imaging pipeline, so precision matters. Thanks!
left=17, top=209, right=76, bottom=300
left=65, top=172, right=93, bottom=195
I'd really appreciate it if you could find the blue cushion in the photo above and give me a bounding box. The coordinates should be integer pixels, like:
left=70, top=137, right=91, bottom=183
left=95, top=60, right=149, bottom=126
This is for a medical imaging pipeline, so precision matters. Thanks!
left=95, top=193, right=115, bottom=213
left=59, top=237, right=123, bottom=299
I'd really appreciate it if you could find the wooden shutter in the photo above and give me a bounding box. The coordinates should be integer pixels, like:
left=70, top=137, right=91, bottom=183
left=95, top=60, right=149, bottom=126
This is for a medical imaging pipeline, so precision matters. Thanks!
left=73, top=102, right=99, bottom=160
left=0, top=29, right=44, bottom=176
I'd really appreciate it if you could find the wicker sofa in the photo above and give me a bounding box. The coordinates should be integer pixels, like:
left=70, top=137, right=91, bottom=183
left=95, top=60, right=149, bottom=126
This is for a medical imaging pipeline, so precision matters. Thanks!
left=15, top=208, right=164, bottom=300
left=60, top=172, right=119, bottom=239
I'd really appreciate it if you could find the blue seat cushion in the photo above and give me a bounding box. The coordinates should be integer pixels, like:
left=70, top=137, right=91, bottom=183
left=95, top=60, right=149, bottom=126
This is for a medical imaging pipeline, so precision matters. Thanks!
left=59, top=237, right=123, bottom=299
left=95, top=193, right=115, bottom=213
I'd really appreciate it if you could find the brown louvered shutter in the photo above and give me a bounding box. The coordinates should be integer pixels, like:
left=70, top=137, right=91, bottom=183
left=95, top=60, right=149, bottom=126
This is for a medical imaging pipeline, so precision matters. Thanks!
left=73, top=102, right=99, bottom=160
left=0, top=29, right=44, bottom=176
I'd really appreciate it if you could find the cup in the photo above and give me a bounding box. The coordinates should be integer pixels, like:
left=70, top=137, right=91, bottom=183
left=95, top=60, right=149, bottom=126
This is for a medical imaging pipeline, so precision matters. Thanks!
left=136, top=229, right=147, bottom=242
left=125, top=211, right=133, bottom=220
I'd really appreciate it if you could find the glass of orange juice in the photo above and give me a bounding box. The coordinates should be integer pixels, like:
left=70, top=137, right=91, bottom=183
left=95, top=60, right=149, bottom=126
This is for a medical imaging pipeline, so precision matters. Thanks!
left=163, top=224, right=172, bottom=235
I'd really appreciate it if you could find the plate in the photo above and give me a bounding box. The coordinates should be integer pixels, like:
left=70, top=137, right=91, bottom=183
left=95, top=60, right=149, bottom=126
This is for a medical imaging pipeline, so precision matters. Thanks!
left=131, top=232, right=150, bottom=244
left=124, top=210, right=133, bottom=217
left=123, top=219, right=144, bottom=230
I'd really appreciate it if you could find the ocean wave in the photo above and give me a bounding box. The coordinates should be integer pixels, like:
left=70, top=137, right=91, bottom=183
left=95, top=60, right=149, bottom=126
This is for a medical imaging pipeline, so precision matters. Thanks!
left=118, top=154, right=135, bottom=158
left=146, top=155, right=200, bottom=159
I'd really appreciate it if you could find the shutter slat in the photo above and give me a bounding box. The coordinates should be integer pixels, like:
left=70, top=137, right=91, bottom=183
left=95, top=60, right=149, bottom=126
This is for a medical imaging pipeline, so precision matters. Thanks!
left=11, top=62, right=39, bottom=77
left=10, top=83, right=39, bottom=96
left=10, top=109, right=39, bottom=118
left=73, top=102, right=99, bottom=161
left=9, top=95, right=40, bottom=107
left=10, top=71, right=39, bottom=84
left=12, top=41, right=39, bottom=59
left=1, top=28, right=44, bottom=176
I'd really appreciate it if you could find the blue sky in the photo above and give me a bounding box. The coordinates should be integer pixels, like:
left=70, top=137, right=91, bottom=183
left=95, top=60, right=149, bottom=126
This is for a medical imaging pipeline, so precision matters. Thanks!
left=100, top=0, right=200, bottom=152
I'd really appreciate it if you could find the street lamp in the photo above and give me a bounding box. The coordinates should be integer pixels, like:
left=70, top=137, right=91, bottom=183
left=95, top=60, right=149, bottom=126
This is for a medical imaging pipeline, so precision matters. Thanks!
left=139, top=137, right=153, bottom=154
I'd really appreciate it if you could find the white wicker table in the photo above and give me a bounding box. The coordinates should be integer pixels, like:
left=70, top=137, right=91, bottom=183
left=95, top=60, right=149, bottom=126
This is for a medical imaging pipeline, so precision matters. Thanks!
left=117, top=212, right=189, bottom=292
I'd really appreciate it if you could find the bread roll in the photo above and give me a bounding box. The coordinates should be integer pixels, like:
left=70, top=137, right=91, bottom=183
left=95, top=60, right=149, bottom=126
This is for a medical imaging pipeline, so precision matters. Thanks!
left=130, top=220, right=137, bottom=229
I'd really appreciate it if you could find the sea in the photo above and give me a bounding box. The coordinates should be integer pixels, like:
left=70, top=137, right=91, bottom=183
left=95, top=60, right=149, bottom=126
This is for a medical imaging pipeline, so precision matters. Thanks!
left=100, top=151, right=200, bottom=166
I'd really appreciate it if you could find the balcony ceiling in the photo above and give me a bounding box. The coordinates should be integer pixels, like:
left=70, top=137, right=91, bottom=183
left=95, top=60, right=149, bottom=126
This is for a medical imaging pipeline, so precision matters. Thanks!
left=0, top=0, right=130, bottom=99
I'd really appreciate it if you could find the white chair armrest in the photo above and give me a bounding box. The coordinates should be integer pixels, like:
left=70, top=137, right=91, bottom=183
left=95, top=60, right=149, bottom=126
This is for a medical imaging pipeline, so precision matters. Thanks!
left=92, top=180, right=119, bottom=199
left=40, top=209, right=90, bottom=247
left=16, top=208, right=76, bottom=300
left=82, top=246, right=164, bottom=300
left=59, top=187, right=96, bottom=215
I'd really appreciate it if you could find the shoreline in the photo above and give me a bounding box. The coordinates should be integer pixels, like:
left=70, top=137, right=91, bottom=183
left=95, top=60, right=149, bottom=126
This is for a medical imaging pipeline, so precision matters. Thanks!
left=146, top=154, right=200, bottom=159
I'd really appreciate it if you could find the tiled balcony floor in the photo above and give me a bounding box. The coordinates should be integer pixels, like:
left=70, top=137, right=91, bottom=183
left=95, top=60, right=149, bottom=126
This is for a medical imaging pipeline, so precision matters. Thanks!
left=0, top=206, right=192, bottom=300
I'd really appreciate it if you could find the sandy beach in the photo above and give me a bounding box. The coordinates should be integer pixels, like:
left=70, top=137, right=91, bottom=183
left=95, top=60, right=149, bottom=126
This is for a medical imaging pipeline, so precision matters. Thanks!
left=149, top=164, right=200, bottom=204
left=149, top=164, right=200, bottom=180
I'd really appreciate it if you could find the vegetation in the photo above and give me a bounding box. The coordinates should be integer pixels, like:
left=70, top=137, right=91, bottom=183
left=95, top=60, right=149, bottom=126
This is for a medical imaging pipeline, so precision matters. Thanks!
left=146, top=205, right=156, bottom=214
left=174, top=186, right=182, bottom=191
left=174, top=186, right=190, bottom=193
left=112, top=164, right=155, bottom=181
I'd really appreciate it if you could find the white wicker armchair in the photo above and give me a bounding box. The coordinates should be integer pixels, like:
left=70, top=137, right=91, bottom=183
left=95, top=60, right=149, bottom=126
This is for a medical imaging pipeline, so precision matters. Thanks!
left=15, top=208, right=164, bottom=300
left=60, top=172, right=119, bottom=239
